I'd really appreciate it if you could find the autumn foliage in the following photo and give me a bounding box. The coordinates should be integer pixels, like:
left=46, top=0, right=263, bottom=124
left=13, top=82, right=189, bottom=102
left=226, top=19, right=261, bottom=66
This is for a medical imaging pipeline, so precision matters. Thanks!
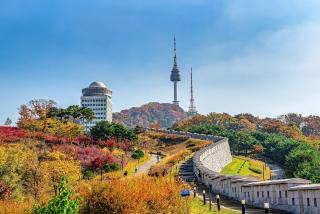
left=82, top=176, right=187, bottom=214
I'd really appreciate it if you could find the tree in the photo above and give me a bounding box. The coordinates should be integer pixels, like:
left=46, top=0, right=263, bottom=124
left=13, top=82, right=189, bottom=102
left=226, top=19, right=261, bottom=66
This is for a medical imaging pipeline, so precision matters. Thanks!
left=90, top=121, right=137, bottom=142
left=18, top=99, right=56, bottom=128
left=4, top=118, right=12, bottom=126
left=22, top=144, right=43, bottom=199
left=92, top=156, right=105, bottom=182
left=0, top=144, right=28, bottom=199
left=32, top=177, right=80, bottom=214
left=47, top=105, right=94, bottom=124
left=40, top=159, right=80, bottom=196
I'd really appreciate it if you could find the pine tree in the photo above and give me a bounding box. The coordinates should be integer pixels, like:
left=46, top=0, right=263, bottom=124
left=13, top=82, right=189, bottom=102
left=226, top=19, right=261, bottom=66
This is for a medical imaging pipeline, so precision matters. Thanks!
left=4, top=118, right=12, bottom=126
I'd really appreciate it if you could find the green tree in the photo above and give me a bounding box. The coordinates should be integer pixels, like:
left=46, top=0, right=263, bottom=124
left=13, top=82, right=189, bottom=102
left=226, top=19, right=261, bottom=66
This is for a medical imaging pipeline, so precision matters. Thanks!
left=32, top=177, right=80, bottom=214
left=90, top=121, right=137, bottom=142
left=4, top=117, right=12, bottom=126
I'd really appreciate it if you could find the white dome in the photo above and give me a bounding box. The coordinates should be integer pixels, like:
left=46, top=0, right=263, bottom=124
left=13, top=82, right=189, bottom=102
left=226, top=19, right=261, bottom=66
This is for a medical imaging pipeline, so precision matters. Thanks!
left=89, top=81, right=107, bottom=88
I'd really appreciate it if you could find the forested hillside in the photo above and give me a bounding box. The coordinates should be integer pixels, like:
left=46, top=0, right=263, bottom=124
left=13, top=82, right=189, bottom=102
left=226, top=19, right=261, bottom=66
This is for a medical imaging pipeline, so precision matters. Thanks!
left=172, top=113, right=320, bottom=183
left=113, top=102, right=188, bottom=128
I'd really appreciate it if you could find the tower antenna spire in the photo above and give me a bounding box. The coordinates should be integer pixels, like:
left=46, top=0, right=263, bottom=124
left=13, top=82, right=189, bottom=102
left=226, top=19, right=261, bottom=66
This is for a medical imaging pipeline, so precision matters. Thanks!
left=188, top=67, right=198, bottom=117
left=173, top=34, right=177, bottom=67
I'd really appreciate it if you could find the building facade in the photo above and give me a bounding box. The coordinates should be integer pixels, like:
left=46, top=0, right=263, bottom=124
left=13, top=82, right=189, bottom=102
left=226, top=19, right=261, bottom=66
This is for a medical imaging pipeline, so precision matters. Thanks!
left=81, top=81, right=112, bottom=130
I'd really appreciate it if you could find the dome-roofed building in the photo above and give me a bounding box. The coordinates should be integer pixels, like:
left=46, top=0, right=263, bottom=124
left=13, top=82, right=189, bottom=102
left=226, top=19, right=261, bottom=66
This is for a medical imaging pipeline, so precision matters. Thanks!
left=89, top=81, right=106, bottom=88
left=81, top=81, right=112, bottom=130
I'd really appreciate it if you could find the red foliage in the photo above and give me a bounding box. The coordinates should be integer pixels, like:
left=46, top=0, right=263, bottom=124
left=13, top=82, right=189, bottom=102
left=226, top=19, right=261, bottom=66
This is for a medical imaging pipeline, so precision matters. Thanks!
left=44, top=134, right=59, bottom=144
left=91, top=156, right=105, bottom=169
left=105, top=153, right=121, bottom=165
left=74, top=135, right=93, bottom=146
left=0, top=126, right=28, bottom=142
left=76, top=146, right=106, bottom=169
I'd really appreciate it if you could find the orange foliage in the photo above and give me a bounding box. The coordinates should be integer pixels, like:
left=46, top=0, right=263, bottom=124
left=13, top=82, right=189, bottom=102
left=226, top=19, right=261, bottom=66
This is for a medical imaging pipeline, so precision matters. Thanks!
left=81, top=176, right=187, bottom=214
left=0, top=200, right=35, bottom=214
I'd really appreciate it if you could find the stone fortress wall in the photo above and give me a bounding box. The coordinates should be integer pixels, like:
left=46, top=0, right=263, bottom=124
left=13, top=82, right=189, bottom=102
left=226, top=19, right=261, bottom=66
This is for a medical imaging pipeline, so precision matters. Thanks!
left=148, top=128, right=320, bottom=214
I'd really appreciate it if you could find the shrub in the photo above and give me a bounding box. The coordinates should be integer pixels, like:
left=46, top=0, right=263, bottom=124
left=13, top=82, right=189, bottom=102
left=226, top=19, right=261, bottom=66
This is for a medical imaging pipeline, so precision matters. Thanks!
left=110, top=163, right=120, bottom=171
left=32, top=177, right=79, bottom=214
left=82, top=176, right=186, bottom=214
left=249, top=165, right=262, bottom=174
left=103, top=164, right=111, bottom=173
left=131, top=149, right=144, bottom=159
left=83, top=170, right=95, bottom=180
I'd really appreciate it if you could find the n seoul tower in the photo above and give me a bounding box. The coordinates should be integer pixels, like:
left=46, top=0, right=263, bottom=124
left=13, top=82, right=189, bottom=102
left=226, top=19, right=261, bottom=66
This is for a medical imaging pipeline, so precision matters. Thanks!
left=170, top=35, right=181, bottom=106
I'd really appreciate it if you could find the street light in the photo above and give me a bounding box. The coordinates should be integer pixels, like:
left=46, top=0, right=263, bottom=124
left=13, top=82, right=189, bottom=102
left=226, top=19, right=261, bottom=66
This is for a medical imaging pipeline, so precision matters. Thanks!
left=193, top=187, right=196, bottom=198
left=203, top=190, right=206, bottom=205
left=241, top=200, right=246, bottom=214
left=264, top=202, right=270, bottom=213
left=216, top=195, right=220, bottom=211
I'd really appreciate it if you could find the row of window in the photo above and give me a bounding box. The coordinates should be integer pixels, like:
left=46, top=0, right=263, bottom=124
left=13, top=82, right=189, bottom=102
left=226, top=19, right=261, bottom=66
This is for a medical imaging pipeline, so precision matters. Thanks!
left=85, top=118, right=106, bottom=124
left=82, top=99, right=107, bottom=102
left=82, top=103, right=107, bottom=107
left=95, top=117, right=106, bottom=120
left=92, top=108, right=107, bottom=111
left=96, top=112, right=106, bottom=115
left=245, top=191, right=318, bottom=207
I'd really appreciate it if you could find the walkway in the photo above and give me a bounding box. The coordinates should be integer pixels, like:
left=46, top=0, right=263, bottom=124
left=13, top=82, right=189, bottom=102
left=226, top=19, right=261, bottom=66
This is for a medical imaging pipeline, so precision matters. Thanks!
left=136, top=154, right=158, bottom=175
left=179, top=158, right=289, bottom=214
left=268, top=163, right=285, bottom=180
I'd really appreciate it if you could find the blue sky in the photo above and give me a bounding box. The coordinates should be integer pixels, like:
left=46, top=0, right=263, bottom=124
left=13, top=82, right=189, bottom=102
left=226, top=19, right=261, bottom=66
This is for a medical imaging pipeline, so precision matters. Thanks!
left=1, top=0, right=320, bottom=124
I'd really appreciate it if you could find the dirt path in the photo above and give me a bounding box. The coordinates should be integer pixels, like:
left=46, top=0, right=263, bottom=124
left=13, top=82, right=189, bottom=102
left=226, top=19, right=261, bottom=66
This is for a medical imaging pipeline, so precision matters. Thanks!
left=136, top=154, right=158, bottom=175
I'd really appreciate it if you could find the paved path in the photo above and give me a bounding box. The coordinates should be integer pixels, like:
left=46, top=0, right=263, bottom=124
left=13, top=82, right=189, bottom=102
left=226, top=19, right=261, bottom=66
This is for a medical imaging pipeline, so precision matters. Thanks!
left=179, top=158, right=289, bottom=214
left=136, top=154, right=158, bottom=175
left=268, top=163, right=285, bottom=180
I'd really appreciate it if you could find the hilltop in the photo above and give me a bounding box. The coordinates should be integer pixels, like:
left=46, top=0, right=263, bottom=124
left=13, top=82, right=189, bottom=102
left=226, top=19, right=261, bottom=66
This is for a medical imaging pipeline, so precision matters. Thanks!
left=113, top=102, right=188, bottom=128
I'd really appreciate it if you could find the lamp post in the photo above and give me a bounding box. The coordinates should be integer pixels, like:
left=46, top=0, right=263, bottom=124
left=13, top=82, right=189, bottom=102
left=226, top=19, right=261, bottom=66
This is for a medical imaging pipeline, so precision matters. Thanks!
left=241, top=200, right=246, bottom=214
left=264, top=202, right=270, bottom=214
left=203, top=190, right=206, bottom=205
left=121, top=154, right=124, bottom=171
left=216, top=195, right=220, bottom=211
left=193, top=187, right=196, bottom=198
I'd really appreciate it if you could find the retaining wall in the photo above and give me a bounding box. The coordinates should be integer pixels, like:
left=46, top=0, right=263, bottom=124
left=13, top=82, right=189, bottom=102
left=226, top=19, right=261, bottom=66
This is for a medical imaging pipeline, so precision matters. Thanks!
left=147, top=128, right=320, bottom=214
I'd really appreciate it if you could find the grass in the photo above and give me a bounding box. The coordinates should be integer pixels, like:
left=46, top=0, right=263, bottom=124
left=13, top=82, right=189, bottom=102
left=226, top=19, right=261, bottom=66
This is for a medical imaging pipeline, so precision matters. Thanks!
left=190, top=196, right=240, bottom=214
left=221, top=156, right=271, bottom=180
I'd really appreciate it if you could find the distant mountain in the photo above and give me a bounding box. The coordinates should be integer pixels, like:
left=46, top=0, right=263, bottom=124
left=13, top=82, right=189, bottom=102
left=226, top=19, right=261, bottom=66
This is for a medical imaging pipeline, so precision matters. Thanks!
left=113, top=102, right=188, bottom=128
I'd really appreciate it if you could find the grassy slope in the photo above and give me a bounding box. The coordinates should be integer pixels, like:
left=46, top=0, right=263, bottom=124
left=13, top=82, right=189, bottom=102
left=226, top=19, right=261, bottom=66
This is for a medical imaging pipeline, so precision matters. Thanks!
left=190, top=197, right=239, bottom=214
left=221, top=156, right=271, bottom=180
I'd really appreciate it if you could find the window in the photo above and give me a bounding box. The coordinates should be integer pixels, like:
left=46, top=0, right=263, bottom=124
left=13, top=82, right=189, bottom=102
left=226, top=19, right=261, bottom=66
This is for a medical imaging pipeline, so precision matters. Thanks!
left=292, top=198, right=295, bottom=205
left=257, top=192, right=259, bottom=197
left=262, top=191, right=264, bottom=197
left=307, top=198, right=310, bottom=206
left=285, top=191, right=288, bottom=198
left=315, top=198, right=317, bottom=207
left=267, top=191, right=270, bottom=198
left=279, top=191, right=282, bottom=198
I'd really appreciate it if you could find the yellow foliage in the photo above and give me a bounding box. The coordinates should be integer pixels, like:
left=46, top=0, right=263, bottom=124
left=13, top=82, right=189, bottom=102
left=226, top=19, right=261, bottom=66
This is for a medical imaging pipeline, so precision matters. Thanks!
left=111, top=148, right=124, bottom=157
left=40, top=160, right=81, bottom=195
left=20, top=118, right=83, bottom=139
left=44, top=151, right=67, bottom=160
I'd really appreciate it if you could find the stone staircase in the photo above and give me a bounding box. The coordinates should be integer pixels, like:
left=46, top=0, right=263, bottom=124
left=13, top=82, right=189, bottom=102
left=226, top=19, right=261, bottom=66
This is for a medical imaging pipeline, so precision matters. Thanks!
left=178, top=158, right=196, bottom=182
